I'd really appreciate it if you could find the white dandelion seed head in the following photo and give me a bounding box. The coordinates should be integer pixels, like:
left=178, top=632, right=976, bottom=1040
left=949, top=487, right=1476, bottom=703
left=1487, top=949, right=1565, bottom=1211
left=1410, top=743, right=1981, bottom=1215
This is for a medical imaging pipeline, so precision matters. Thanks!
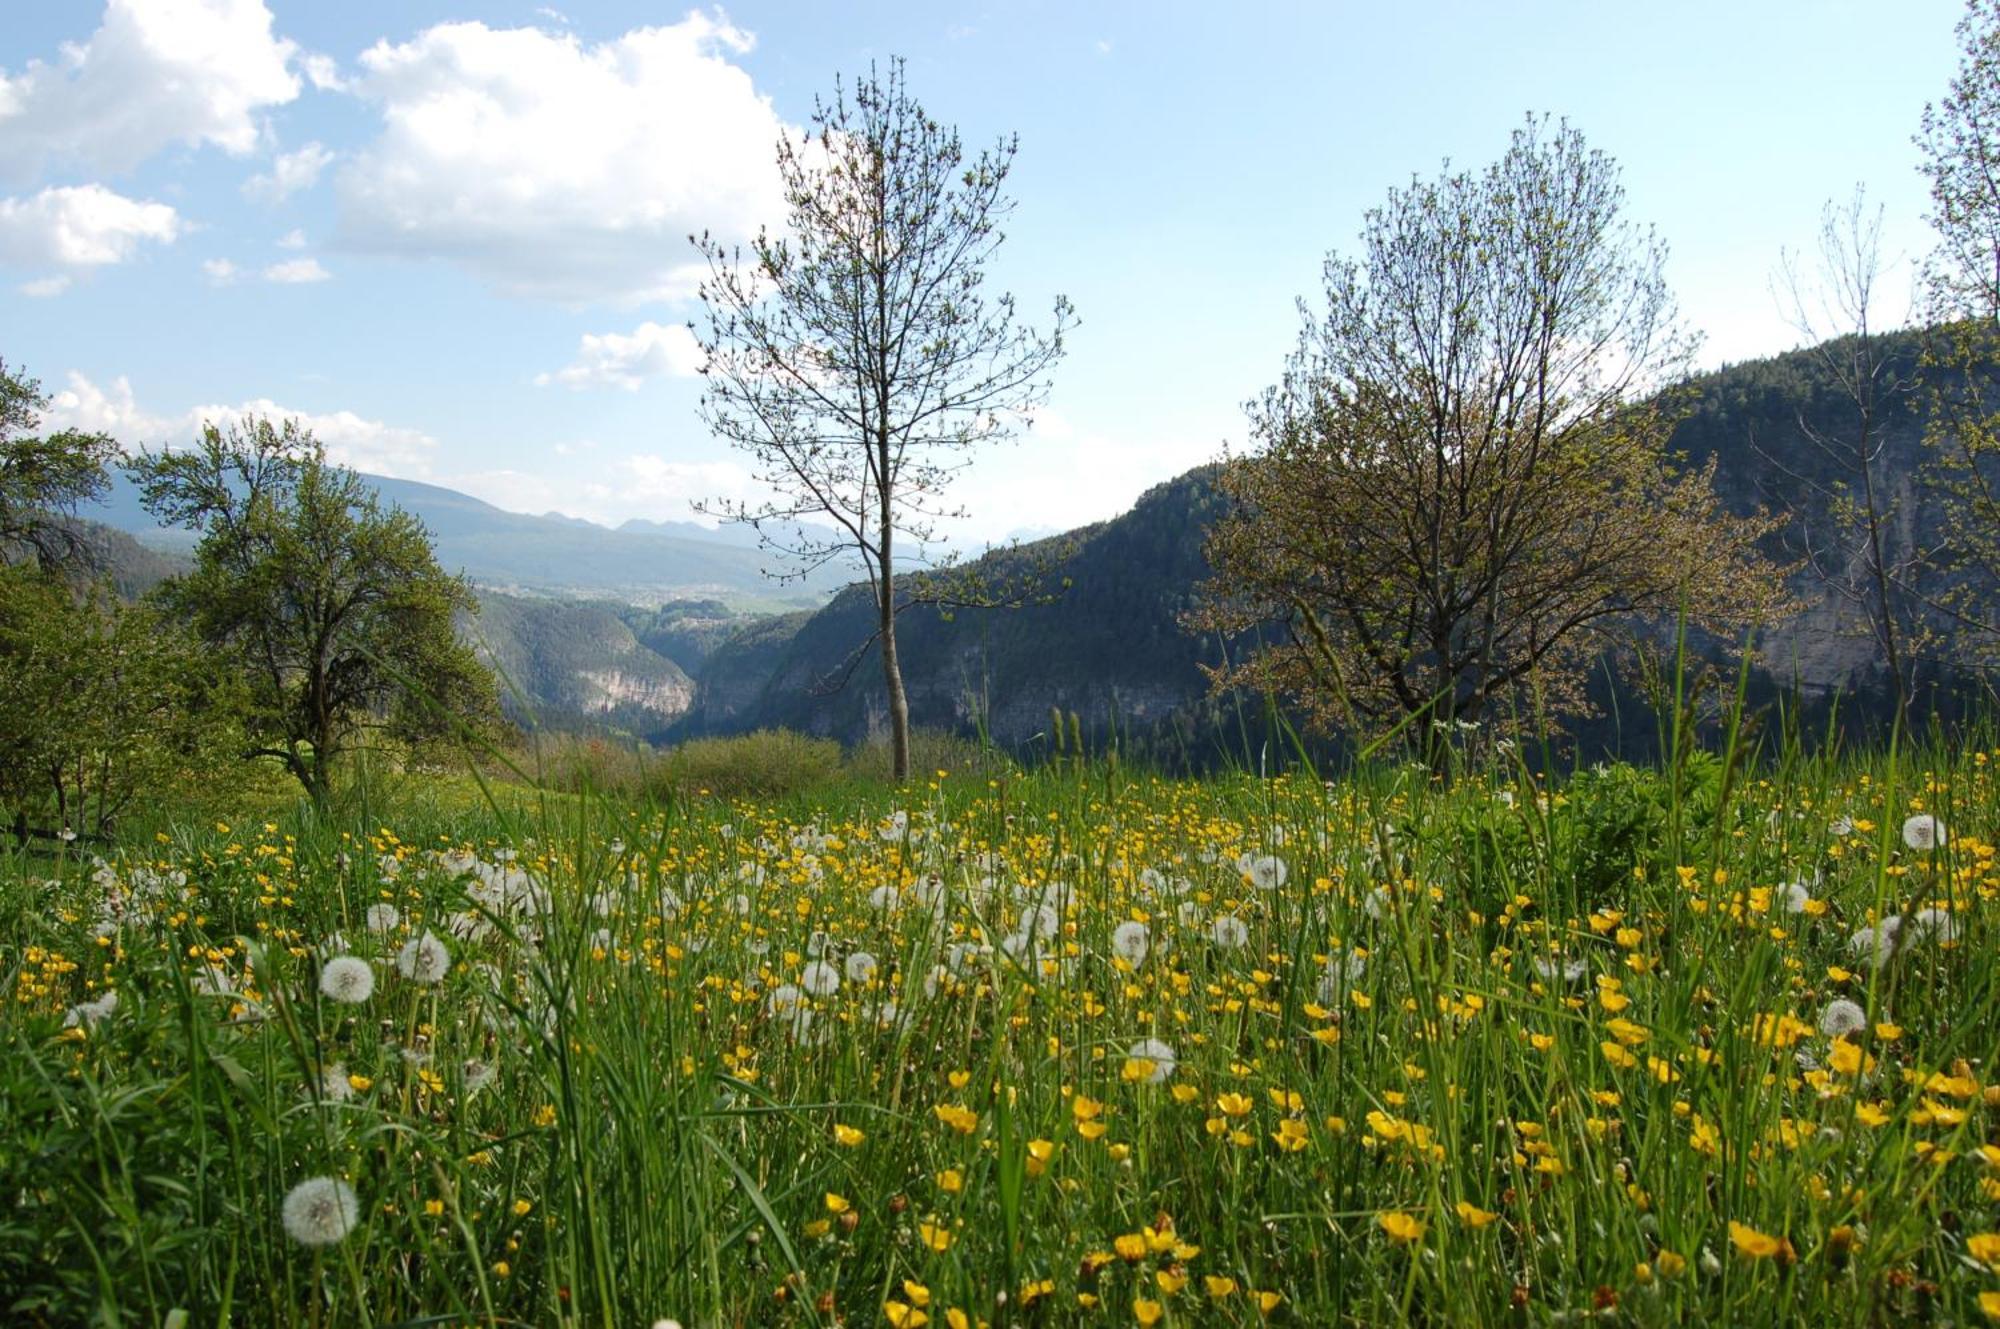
left=318, top=956, right=375, bottom=1005
left=1126, top=1037, right=1178, bottom=1084
left=1241, top=854, right=1289, bottom=891
left=1111, top=920, right=1151, bottom=966
left=845, top=951, right=879, bottom=984
left=806, top=929, right=831, bottom=957
left=395, top=931, right=452, bottom=985
left=766, top=983, right=805, bottom=1016
left=867, top=884, right=901, bottom=912
left=1849, top=916, right=1902, bottom=969
left=316, top=1063, right=353, bottom=1102
left=1020, top=903, right=1061, bottom=940
left=62, top=990, right=119, bottom=1028
left=1779, top=881, right=1812, bottom=914
left=1819, top=998, right=1867, bottom=1039
left=364, top=903, right=401, bottom=934
left=799, top=959, right=841, bottom=996
left=1829, top=815, right=1855, bottom=837
left=1910, top=906, right=1960, bottom=945
left=281, top=1176, right=360, bottom=1248
left=1362, top=887, right=1389, bottom=921
left=1209, top=915, right=1249, bottom=948
left=1902, top=814, right=1946, bottom=851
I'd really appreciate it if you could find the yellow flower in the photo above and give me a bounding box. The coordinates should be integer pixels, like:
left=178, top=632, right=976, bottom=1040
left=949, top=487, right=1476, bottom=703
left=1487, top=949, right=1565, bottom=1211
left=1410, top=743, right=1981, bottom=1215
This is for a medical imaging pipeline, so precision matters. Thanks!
left=825, top=1192, right=851, bottom=1214
left=1980, top=1290, right=2000, bottom=1321
left=1969, top=1232, right=2000, bottom=1269
left=1379, top=1211, right=1424, bottom=1243
left=1728, top=1221, right=1787, bottom=1260
left=1204, top=1274, right=1239, bottom=1298
left=1655, top=1251, right=1687, bottom=1278
left=918, top=1221, right=953, bottom=1252
left=834, top=1123, right=865, bottom=1147
left=1132, top=1298, right=1164, bottom=1327
left=884, top=1301, right=930, bottom=1328
left=934, top=1103, right=979, bottom=1135
left=1271, top=1118, right=1310, bottom=1152
left=1257, top=1290, right=1285, bottom=1314
left=1454, top=1201, right=1498, bottom=1228
left=511, top=1198, right=532, bottom=1217
left=1217, top=1091, right=1253, bottom=1117
left=902, top=1281, right=932, bottom=1307
left=1114, top=1232, right=1148, bottom=1261
left=937, top=1168, right=964, bottom=1193
left=1026, top=1138, right=1056, bottom=1176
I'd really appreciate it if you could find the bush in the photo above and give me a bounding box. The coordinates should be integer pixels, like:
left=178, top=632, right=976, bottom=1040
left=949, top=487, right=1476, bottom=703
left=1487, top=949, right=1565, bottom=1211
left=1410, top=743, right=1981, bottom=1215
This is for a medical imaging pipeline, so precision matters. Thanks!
left=650, top=729, right=846, bottom=800
left=845, top=727, right=1013, bottom=784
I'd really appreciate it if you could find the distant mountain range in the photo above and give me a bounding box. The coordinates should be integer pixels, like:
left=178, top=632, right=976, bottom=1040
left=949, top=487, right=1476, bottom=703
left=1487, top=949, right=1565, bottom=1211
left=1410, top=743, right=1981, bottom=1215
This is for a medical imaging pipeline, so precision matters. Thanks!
left=80, top=469, right=839, bottom=609
left=71, top=330, right=1992, bottom=760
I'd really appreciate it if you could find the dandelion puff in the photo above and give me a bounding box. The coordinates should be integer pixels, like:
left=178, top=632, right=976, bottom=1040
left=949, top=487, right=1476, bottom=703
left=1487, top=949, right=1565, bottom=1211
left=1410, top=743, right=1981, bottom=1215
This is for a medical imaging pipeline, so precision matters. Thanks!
left=867, top=885, right=900, bottom=912
left=318, top=956, right=375, bottom=1005
left=1819, top=999, right=1867, bottom=1039
left=1902, top=814, right=1946, bottom=852
left=1829, top=815, right=1854, bottom=837
left=1125, top=1037, right=1177, bottom=1084
left=1209, top=915, right=1249, bottom=948
left=281, top=1176, right=360, bottom=1248
left=315, top=1063, right=353, bottom=1102
left=62, top=990, right=118, bottom=1028
left=1241, top=854, right=1288, bottom=891
left=1778, top=881, right=1812, bottom=913
left=364, top=903, right=400, bottom=933
left=844, top=951, right=879, bottom=984
left=1362, top=886, right=1390, bottom=921
left=1910, top=906, right=1960, bottom=945
left=767, top=983, right=805, bottom=1017
left=800, top=960, right=841, bottom=997
left=1111, top=920, right=1151, bottom=967
left=395, top=931, right=451, bottom=985
left=463, top=1059, right=496, bottom=1095
left=1849, top=917, right=1902, bottom=970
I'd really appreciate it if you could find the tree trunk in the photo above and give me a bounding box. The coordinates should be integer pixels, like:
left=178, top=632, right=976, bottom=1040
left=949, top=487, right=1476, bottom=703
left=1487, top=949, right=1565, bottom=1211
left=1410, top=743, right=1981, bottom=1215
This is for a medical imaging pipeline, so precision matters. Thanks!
left=879, top=538, right=911, bottom=785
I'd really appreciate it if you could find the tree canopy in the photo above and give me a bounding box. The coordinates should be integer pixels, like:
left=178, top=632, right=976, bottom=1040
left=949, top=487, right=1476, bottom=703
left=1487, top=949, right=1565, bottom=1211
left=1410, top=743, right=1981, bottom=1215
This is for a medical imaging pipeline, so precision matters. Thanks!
left=131, top=418, right=498, bottom=805
left=1193, top=119, right=1789, bottom=757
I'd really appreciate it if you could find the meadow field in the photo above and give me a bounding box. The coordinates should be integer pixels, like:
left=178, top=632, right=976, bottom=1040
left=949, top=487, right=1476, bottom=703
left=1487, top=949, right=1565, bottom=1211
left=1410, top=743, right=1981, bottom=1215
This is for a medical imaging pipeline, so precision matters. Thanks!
left=3, top=735, right=1999, bottom=1327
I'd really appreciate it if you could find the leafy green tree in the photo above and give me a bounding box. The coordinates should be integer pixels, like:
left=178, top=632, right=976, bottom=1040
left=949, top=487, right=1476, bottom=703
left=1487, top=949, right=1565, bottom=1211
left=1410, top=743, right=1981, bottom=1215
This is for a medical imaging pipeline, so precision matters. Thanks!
left=131, top=418, right=499, bottom=806
left=693, top=58, right=1074, bottom=783
left=1193, top=119, right=1789, bottom=761
left=0, top=357, right=119, bottom=574
left=1918, top=0, right=2000, bottom=646
left=0, top=565, right=244, bottom=842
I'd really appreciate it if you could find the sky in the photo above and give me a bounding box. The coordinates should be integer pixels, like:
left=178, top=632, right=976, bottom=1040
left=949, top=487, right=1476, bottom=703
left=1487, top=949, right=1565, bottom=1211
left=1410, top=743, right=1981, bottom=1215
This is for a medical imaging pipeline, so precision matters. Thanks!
left=0, top=0, right=1970, bottom=546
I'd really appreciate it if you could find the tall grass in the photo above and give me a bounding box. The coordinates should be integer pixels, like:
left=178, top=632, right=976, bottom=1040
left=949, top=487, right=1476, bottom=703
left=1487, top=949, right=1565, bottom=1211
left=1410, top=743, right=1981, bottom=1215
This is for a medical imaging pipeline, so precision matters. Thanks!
left=2, top=726, right=1997, bottom=1325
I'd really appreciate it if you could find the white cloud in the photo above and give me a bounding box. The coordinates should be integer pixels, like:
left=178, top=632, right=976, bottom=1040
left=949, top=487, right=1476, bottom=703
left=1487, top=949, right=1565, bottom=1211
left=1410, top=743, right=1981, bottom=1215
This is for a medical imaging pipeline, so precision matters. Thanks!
left=536, top=320, right=703, bottom=389
left=0, top=184, right=180, bottom=267
left=20, top=274, right=71, bottom=298
left=262, top=256, right=329, bottom=283
left=300, top=52, right=345, bottom=92
left=243, top=141, right=333, bottom=203
left=202, top=256, right=239, bottom=284
left=0, top=0, right=301, bottom=180
left=41, top=371, right=438, bottom=478
left=336, top=14, right=792, bottom=303
left=276, top=227, right=306, bottom=249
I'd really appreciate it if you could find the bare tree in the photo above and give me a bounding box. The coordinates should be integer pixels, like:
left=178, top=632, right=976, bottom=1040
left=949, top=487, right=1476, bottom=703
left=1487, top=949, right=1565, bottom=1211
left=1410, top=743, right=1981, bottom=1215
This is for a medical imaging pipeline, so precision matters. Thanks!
left=692, top=59, right=1074, bottom=782
left=1764, top=188, right=1931, bottom=717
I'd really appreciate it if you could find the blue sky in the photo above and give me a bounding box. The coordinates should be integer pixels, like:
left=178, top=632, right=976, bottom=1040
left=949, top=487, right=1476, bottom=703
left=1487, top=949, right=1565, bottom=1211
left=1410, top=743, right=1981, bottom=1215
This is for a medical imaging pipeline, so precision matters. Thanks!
left=0, top=0, right=1967, bottom=543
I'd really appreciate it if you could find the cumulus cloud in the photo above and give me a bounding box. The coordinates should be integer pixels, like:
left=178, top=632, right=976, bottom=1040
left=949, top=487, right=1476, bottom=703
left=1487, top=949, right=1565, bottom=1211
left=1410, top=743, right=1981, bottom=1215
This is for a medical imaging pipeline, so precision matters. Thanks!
left=20, top=275, right=71, bottom=298
left=0, top=184, right=180, bottom=268
left=536, top=321, right=703, bottom=389
left=41, top=371, right=439, bottom=478
left=202, top=257, right=239, bottom=284
left=262, top=256, right=329, bottom=283
left=336, top=13, right=793, bottom=303
left=243, top=141, right=334, bottom=203
left=0, top=0, right=301, bottom=180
